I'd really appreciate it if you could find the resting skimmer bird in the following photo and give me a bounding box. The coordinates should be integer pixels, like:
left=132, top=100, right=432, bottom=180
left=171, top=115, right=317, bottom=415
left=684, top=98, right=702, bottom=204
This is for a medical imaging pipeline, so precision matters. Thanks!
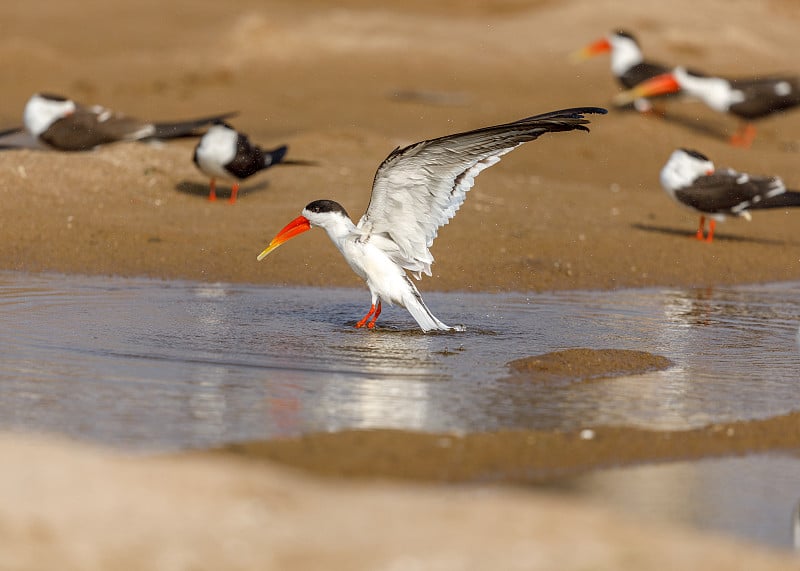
left=257, top=107, right=607, bottom=332
left=20, top=93, right=236, bottom=151
left=660, top=148, right=800, bottom=242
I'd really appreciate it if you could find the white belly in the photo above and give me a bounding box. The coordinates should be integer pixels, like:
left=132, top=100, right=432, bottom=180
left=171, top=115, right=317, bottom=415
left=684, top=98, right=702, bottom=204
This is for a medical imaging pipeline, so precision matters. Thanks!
left=341, top=239, right=409, bottom=306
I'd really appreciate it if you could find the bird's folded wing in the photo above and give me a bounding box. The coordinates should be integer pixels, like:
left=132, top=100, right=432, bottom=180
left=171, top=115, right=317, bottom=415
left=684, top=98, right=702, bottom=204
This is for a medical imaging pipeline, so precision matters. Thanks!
left=676, top=169, right=786, bottom=213
left=356, top=108, right=603, bottom=278
left=85, top=105, right=156, bottom=141
left=41, top=105, right=155, bottom=150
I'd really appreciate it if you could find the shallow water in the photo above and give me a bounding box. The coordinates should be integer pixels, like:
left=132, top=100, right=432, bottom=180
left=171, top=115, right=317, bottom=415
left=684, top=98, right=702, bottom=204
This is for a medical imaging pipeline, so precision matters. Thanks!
left=2, top=271, right=799, bottom=448
left=1, top=271, right=800, bottom=548
left=564, top=454, right=800, bottom=551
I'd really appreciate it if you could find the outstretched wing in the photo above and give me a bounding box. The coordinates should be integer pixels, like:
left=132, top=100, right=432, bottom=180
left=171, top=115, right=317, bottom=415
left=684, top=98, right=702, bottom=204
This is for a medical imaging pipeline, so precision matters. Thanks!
left=356, top=107, right=606, bottom=278
left=676, top=168, right=786, bottom=214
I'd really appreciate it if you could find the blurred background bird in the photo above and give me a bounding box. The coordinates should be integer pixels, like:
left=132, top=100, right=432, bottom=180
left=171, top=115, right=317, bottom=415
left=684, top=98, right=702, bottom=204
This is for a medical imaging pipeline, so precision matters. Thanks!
left=193, top=121, right=312, bottom=204
left=18, top=92, right=236, bottom=151
left=616, top=67, right=800, bottom=147
left=572, top=30, right=681, bottom=113
left=659, top=148, right=800, bottom=242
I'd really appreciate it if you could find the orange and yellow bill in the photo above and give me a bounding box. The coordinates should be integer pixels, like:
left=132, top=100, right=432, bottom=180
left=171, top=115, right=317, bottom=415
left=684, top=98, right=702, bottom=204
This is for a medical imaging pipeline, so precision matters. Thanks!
left=256, top=215, right=311, bottom=261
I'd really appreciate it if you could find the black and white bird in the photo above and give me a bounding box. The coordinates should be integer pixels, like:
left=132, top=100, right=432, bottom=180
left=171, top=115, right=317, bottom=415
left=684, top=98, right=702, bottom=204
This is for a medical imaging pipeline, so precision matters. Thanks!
left=573, top=30, right=675, bottom=112
left=659, top=148, right=800, bottom=242
left=615, top=67, right=800, bottom=147
left=257, top=107, right=607, bottom=332
left=19, top=93, right=236, bottom=151
left=193, top=122, right=289, bottom=203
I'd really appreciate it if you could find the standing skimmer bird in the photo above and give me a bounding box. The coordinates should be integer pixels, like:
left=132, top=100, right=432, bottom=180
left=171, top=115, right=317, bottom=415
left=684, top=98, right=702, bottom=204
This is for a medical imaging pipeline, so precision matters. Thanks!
left=615, top=67, right=800, bottom=147
left=660, top=148, right=800, bottom=242
left=257, top=107, right=607, bottom=332
left=193, top=122, right=290, bottom=203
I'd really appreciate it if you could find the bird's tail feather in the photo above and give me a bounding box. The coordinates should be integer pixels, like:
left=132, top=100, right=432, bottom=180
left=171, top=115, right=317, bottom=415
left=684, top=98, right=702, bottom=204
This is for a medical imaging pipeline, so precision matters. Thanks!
left=265, top=146, right=318, bottom=168
left=279, top=159, right=319, bottom=166
left=402, top=277, right=451, bottom=332
left=152, top=112, right=238, bottom=139
left=750, top=190, right=800, bottom=210
left=264, top=145, right=289, bottom=167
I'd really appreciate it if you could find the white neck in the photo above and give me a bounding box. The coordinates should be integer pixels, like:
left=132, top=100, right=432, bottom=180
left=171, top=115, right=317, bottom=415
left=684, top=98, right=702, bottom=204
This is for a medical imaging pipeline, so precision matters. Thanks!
left=304, top=210, right=357, bottom=251
left=23, top=95, right=76, bottom=137
left=610, top=35, right=644, bottom=76
left=324, top=218, right=357, bottom=250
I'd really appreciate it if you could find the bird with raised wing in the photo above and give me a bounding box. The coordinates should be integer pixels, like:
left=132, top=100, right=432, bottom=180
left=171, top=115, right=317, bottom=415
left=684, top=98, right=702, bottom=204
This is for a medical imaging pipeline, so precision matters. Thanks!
left=615, top=67, right=800, bottom=147
left=660, top=148, right=800, bottom=242
left=20, top=93, right=236, bottom=151
left=193, top=121, right=292, bottom=203
left=257, top=107, right=607, bottom=332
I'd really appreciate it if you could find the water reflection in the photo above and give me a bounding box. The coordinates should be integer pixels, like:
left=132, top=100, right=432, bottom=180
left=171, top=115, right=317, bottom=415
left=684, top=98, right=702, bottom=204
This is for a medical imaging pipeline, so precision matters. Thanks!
left=564, top=454, right=800, bottom=550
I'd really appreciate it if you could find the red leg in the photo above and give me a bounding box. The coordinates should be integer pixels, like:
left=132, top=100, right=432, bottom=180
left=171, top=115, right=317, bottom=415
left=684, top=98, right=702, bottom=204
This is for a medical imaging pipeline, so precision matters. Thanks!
left=355, top=304, right=377, bottom=328
left=695, top=216, right=706, bottom=240
left=705, top=219, right=716, bottom=243
left=730, top=123, right=756, bottom=149
left=229, top=182, right=240, bottom=204
left=208, top=178, right=217, bottom=201
left=366, top=302, right=382, bottom=329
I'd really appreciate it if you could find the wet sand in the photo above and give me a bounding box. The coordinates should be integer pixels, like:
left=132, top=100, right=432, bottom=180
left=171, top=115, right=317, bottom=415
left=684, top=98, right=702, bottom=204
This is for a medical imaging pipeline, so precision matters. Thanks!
left=506, top=348, right=673, bottom=383
left=217, top=411, right=800, bottom=483
left=3, top=0, right=800, bottom=567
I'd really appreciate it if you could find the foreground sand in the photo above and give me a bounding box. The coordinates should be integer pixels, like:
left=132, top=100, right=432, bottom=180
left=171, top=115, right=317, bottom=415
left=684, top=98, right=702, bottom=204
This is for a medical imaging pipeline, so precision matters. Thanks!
left=2, top=435, right=799, bottom=571
left=3, top=0, right=800, bottom=567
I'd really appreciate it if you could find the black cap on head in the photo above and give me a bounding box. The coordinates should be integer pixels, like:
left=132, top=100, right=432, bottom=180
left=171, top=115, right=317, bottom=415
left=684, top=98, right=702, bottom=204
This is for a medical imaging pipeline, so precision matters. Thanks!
left=304, top=199, right=349, bottom=218
left=211, top=119, right=233, bottom=127
left=680, top=148, right=710, bottom=162
left=613, top=30, right=638, bottom=43
left=683, top=68, right=707, bottom=79
left=37, top=93, right=70, bottom=102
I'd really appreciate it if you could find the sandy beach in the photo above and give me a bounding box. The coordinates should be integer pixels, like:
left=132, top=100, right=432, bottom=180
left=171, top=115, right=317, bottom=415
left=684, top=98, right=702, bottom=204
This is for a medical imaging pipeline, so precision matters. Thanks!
left=3, top=0, right=800, bottom=568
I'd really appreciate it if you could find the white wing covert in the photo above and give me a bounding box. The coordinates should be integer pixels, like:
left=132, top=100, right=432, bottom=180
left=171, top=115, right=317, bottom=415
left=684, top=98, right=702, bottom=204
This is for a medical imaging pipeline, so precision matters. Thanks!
left=356, top=108, right=606, bottom=279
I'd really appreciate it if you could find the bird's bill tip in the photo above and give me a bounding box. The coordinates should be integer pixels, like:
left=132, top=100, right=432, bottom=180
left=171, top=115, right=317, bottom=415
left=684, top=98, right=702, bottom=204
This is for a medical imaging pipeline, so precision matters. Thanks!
left=256, top=215, right=311, bottom=261
left=570, top=38, right=611, bottom=62
left=613, top=73, right=680, bottom=105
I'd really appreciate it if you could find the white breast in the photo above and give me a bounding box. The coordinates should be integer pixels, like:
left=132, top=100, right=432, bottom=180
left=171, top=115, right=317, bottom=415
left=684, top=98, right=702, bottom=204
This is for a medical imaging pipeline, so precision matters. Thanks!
left=194, top=125, right=238, bottom=179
